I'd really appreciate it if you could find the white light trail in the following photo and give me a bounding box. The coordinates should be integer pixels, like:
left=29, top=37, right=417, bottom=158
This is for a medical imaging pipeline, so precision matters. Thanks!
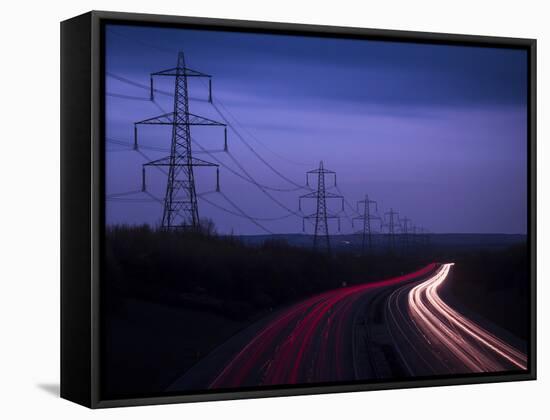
left=407, top=263, right=527, bottom=372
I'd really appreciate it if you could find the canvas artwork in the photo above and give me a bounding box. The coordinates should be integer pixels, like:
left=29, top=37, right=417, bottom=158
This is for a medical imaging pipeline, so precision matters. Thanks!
left=102, top=23, right=530, bottom=399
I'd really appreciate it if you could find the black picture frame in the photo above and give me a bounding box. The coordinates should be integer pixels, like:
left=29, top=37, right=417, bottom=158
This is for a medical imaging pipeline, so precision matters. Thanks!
left=60, top=10, right=537, bottom=409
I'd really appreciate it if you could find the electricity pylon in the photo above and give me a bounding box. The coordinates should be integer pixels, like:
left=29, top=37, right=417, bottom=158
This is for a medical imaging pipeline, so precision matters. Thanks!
left=299, top=161, right=343, bottom=253
left=136, top=51, right=226, bottom=229
left=352, top=194, right=381, bottom=255
left=383, top=208, right=400, bottom=250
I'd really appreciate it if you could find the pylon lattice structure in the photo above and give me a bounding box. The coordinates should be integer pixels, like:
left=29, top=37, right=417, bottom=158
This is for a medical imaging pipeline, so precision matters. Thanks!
left=136, top=52, right=227, bottom=229
left=299, top=161, right=343, bottom=253
left=352, top=194, right=381, bottom=255
left=383, top=208, right=401, bottom=250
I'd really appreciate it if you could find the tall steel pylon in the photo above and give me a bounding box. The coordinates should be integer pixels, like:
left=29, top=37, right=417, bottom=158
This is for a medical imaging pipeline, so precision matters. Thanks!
left=352, top=194, right=381, bottom=255
left=299, top=161, right=343, bottom=253
left=136, top=52, right=227, bottom=229
left=383, top=208, right=400, bottom=250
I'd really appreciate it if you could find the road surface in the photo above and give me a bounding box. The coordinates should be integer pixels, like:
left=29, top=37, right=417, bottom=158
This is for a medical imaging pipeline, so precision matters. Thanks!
left=168, top=263, right=527, bottom=391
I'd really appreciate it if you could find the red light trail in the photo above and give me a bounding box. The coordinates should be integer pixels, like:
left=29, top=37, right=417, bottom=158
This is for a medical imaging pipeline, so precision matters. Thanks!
left=168, top=262, right=527, bottom=392
left=209, top=264, right=437, bottom=388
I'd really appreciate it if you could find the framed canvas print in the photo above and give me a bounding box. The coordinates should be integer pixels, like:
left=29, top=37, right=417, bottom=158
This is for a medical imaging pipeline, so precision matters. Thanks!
left=60, top=11, right=536, bottom=408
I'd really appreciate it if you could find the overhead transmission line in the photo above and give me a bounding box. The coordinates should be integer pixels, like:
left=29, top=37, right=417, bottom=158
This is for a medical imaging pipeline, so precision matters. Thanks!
left=108, top=29, right=312, bottom=169
left=106, top=133, right=286, bottom=232
left=207, top=89, right=311, bottom=167
left=105, top=36, right=430, bottom=238
left=140, top=95, right=305, bottom=194
left=147, top=83, right=310, bottom=192
left=106, top=72, right=172, bottom=97
left=106, top=71, right=314, bottom=229
left=209, top=100, right=310, bottom=191
left=107, top=92, right=151, bottom=101
left=107, top=132, right=303, bottom=226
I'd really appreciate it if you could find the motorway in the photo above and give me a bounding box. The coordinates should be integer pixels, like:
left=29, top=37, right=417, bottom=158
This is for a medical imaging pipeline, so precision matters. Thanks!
left=168, top=263, right=527, bottom=391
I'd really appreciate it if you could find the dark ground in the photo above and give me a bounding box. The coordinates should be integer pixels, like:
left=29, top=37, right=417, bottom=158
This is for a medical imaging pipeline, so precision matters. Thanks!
left=102, top=298, right=245, bottom=398
left=102, top=225, right=529, bottom=398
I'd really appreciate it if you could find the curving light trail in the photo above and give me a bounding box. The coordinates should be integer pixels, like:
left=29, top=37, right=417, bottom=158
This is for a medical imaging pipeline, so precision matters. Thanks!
left=209, top=264, right=437, bottom=389
left=407, top=263, right=527, bottom=372
left=168, top=262, right=528, bottom=392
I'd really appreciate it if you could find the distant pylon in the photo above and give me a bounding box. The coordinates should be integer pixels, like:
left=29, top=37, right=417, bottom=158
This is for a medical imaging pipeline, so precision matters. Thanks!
left=383, top=208, right=400, bottom=250
left=352, top=194, right=381, bottom=255
left=136, top=52, right=226, bottom=229
left=299, top=161, right=343, bottom=253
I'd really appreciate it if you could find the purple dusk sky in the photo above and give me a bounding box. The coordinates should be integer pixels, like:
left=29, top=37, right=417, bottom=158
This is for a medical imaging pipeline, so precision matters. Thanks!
left=105, top=24, right=528, bottom=235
